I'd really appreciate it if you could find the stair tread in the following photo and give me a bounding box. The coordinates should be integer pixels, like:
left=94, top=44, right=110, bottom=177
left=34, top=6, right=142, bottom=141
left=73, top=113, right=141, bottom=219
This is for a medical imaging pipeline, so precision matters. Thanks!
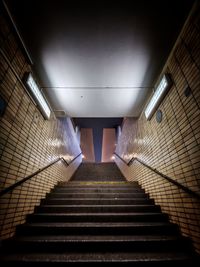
left=39, top=204, right=156, bottom=207
left=63, top=187, right=141, bottom=189
left=57, top=186, right=141, bottom=189
left=48, top=193, right=148, bottom=197
left=44, top=198, right=150, bottom=200
left=61, top=183, right=139, bottom=186
left=11, top=235, right=182, bottom=242
left=21, top=222, right=174, bottom=227
left=54, top=191, right=144, bottom=193
left=54, top=186, right=143, bottom=188
left=32, top=212, right=164, bottom=216
left=50, top=193, right=148, bottom=195
left=1, top=163, right=198, bottom=264
left=1, top=251, right=197, bottom=262
left=54, top=187, right=143, bottom=189
left=53, top=190, right=145, bottom=193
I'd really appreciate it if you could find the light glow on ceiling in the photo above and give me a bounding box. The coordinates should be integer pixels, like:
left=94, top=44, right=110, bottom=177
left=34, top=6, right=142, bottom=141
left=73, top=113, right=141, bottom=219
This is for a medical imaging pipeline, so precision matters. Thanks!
left=144, top=74, right=172, bottom=120
left=40, top=42, right=151, bottom=117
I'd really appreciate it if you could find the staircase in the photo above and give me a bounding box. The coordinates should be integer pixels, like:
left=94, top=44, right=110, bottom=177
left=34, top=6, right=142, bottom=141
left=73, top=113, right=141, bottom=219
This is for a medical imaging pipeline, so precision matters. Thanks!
left=0, top=163, right=199, bottom=266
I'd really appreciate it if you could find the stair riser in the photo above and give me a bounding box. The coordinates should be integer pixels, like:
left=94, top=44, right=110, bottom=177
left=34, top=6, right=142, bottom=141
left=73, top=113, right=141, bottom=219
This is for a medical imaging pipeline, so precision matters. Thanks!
left=52, top=189, right=145, bottom=193
left=35, top=206, right=161, bottom=213
left=62, top=182, right=139, bottom=185
left=4, top=240, right=191, bottom=253
left=69, top=163, right=125, bottom=181
left=0, top=259, right=195, bottom=266
left=68, top=178, right=125, bottom=182
left=56, top=185, right=141, bottom=189
left=41, top=199, right=154, bottom=205
left=16, top=225, right=178, bottom=236
left=27, top=214, right=168, bottom=223
left=1, top=162, right=198, bottom=266
left=47, top=193, right=149, bottom=198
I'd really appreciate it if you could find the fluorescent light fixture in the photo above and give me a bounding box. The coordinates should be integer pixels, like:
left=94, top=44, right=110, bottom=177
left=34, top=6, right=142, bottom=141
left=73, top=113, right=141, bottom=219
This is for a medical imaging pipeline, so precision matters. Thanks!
left=145, top=73, right=172, bottom=120
left=25, top=72, right=51, bottom=119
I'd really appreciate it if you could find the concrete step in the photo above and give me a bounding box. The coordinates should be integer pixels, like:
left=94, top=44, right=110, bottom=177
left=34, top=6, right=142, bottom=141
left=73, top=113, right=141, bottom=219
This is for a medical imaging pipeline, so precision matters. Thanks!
left=61, top=181, right=139, bottom=185
left=55, top=183, right=142, bottom=188
left=1, top=251, right=198, bottom=266
left=0, top=162, right=199, bottom=266
left=70, top=163, right=125, bottom=181
left=41, top=198, right=154, bottom=205
left=52, top=188, right=146, bottom=193
left=27, top=212, right=169, bottom=223
left=46, top=192, right=149, bottom=198
left=35, top=204, right=161, bottom=213
left=3, top=235, right=193, bottom=253
left=16, top=222, right=179, bottom=236
left=57, top=181, right=140, bottom=188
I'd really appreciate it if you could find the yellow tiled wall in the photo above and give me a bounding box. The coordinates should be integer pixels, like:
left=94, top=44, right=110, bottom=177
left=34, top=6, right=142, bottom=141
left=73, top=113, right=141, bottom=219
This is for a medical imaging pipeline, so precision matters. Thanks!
left=116, top=3, right=200, bottom=253
left=0, top=7, right=81, bottom=239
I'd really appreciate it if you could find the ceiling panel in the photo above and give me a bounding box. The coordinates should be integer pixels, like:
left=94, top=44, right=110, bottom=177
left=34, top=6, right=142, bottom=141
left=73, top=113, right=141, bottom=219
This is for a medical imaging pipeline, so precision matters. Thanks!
left=5, top=0, right=194, bottom=117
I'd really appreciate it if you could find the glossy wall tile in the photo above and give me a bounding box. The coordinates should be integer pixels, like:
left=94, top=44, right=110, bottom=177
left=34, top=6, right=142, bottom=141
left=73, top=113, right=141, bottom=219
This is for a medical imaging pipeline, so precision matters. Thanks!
left=0, top=7, right=81, bottom=239
left=116, top=3, right=200, bottom=253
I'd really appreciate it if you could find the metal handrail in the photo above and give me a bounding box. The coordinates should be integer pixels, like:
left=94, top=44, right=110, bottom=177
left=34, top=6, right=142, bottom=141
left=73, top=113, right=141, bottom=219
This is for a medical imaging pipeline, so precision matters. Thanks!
left=67, top=152, right=82, bottom=165
left=114, top=152, right=200, bottom=200
left=0, top=153, right=82, bottom=197
left=113, top=152, right=128, bottom=165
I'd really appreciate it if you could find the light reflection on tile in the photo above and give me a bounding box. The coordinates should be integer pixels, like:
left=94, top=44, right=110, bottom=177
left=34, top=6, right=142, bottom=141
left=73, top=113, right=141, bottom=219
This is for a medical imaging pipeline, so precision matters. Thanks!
left=115, top=7, right=200, bottom=254
left=0, top=13, right=81, bottom=240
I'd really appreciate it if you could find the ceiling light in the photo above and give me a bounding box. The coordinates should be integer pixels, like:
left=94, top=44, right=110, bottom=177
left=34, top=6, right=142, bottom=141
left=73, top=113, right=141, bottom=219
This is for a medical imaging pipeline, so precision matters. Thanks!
left=145, top=73, right=172, bottom=120
left=24, top=72, right=51, bottom=119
